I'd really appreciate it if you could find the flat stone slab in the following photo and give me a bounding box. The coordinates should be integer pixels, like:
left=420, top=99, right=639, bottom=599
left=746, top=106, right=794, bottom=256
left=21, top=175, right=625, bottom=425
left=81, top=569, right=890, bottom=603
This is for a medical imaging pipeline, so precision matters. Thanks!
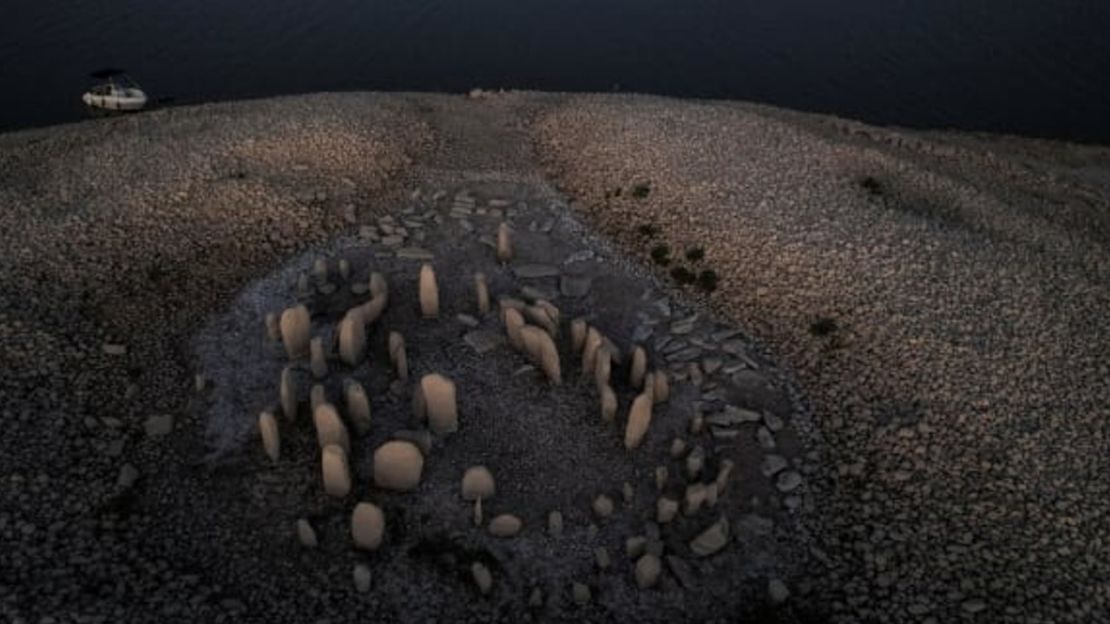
left=513, top=264, right=560, bottom=279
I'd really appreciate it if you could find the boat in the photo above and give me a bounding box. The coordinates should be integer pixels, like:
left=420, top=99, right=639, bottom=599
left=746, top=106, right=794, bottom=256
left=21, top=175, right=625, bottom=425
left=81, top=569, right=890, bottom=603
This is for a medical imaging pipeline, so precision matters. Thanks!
left=82, top=69, right=148, bottom=111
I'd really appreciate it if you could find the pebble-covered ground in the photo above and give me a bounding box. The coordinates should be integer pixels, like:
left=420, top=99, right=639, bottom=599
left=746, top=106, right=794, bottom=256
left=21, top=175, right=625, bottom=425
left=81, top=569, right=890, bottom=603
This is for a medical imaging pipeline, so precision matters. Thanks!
left=1, top=90, right=1108, bottom=623
left=533, top=93, right=1110, bottom=623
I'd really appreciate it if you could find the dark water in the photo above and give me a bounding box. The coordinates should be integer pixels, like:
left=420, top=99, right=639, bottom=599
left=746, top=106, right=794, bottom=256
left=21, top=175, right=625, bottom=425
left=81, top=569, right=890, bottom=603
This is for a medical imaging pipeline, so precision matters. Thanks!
left=3, top=0, right=1109, bottom=142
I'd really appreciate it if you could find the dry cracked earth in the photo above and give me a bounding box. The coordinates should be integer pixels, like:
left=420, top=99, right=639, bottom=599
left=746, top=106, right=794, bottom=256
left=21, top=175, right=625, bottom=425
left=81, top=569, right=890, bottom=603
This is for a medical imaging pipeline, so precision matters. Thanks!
left=1, top=91, right=1108, bottom=624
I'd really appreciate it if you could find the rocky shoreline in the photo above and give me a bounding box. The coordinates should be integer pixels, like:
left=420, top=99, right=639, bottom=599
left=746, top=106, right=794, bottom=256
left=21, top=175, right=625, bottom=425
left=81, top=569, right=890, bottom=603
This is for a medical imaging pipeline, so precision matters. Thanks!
left=1, top=91, right=1108, bottom=623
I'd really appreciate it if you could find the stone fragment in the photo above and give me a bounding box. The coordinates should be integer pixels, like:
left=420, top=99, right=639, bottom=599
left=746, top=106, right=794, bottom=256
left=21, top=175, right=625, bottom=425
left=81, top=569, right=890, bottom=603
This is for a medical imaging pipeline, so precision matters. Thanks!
left=144, top=414, right=174, bottom=438
left=625, top=536, right=647, bottom=558
left=528, top=588, right=544, bottom=608
left=560, top=274, right=592, bottom=298
left=570, top=318, right=587, bottom=353
left=310, top=384, right=327, bottom=411
left=344, top=380, right=371, bottom=434
left=280, top=304, right=311, bottom=359
left=496, top=222, right=512, bottom=263
left=776, top=470, right=803, bottom=492
left=264, top=313, right=281, bottom=341
left=503, top=308, right=526, bottom=351
left=471, top=562, right=493, bottom=595
left=488, top=514, right=523, bottom=537
left=388, top=332, right=409, bottom=381
left=624, top=393, right=653, bottom=449
left=474, top=273, right=490, bottom=314
left=461, top=466, right=496, bottom=501
left=373, top=440, right=424, bottom=491
left=599, top=385, right=617, bottom=423
left=757, top=426, right=776, bottom=449
left=684, top=484, right=708, bottom=516
left=768, top=578, right=790, bottom=604
left=670, top=437, right=688, bottom=459
left=513, top=264, right=559, bottom=278
left=655, top=466, right=668, bottom=491
left=657, top=497, right=679, bottom=523
left=313, top=403, right=350, bottom=454
left=353, top=564, right=371, bottom=593
left=572, top=582, right=591, bottom=605
left=594, top=546, right=611, bottom=570
left=690, top=412, right=705, bottom=434
left=420, top=374, right=458, bottom=434
left=464, top=330, right=504, bottom=354
left=690, top=517, right=730, bottom=557
left=296, top=519, right=317, bottom=548
left=623, top=482, right=634, bottom=503
left=338, top=310, right=366, bottom=366
left=419, top=263, right=440, bottom=318
left=629, top=346, right=647, bottom=389
left=310, top=337, right=328, bottom=379
left=351, top=502, right=385, bottom=550
left=396, top=247, right=435, bottom=260
left=117, top=464, right=139, bottom=489
left=548, top=511, right=564, bottom=536
left=686, top=445, right=706, bottom=478
left=592, top=494, right=614, bottom=518
left=652, top=370, right=670, bottom=403
left=258, top=410, right=280, bottom=463
left=635, top=554, right=662, bottom=588
left=338, top=259, right=351, bottom=281
left=761, top=454, right=789, bottom=477
left=284, top=366, right=301, bottom=419
left=715, top=459, right=735, bottom=493
left=321, top=444, right=351, bottom=497
left=581, top=327, right=602, bottom=375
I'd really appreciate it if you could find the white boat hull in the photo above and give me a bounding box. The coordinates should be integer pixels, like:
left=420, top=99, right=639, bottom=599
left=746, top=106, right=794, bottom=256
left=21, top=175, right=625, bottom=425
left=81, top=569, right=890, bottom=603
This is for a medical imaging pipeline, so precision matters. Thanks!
left=82, top=90, right=148, bottom=111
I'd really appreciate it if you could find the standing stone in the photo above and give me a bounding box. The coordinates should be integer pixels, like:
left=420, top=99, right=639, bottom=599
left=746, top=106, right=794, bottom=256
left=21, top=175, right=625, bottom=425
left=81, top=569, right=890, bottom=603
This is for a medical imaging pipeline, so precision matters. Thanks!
left=313, top=403, right=350, bottom=454
left=360, top=293, right=387, bottom=324
left=473, top=497, right=483, bottom=526
left=310, top=337, right=328, bottom=379
left=496, top=222, right=512, bottom=263
left=655, top=466, right=668, bottom=491
left=716, top=459, right=735, bottom=493
left=600, top=384, right=618, bottom=423
left=634, top=554, right=662, bottom=589
left=264, top=312, right=281, bottom=341
left=313, top=257, right=328, bottom=286
left=521, top=326, right=561, bottom=384
left=652, top=371, right=670, bottom=403
left=338, top=259, right=351, bottom=282
left=373, top=440, right=424, bottom=491
left=258, top=410, right=280, bottom=463
left=279, top=304, right=311, bottom=359
left=595, top=546, right=611, bottom=570
left=624, top=393, right=654, bottom=449
left=629, top=346, right=647, bottom=389
left=344, top=380, right=371, bottom=434
left=461, top=466, right=496, bottom=500
left=280, top=366, right=298, bottom=422
left=474, top=273, right=490, bottom=315
left=351, top=502, right=385, bottom=550
left=686, top=445, right=706, bottom=478
left=296, top=518, right=317, bottom=547
left=321, top=444, right=351, bottom=497
left=419, top=263, right=439, bottom=318
left=548, top=511, right=564, bottom=536
left=310, top=384, right=327, bottom=411
left=768, top=578, right=790, bottom=604
left=594, top=348, right=612, bottom=391
left=471, top=562, right=493, bottom=595
left=488, top=514, right=523, bottom=537
left=525, top=305, right=557, bottom=337
left=353, top=564, right=371, bottom=593
left=582, top=328, right=603, bottom=375
left=570, top=319, right=587, bottom=353
left=369, top=272, right=389, bottom=301
left=420, top=374, right=458, bottom=434
left=504, top=308, right=526, bottom=351
left=572, top=582, right=591, bottom=605
left=388, top=332, right=409, bottom=381
left=338, top=309, right=367, bottom=365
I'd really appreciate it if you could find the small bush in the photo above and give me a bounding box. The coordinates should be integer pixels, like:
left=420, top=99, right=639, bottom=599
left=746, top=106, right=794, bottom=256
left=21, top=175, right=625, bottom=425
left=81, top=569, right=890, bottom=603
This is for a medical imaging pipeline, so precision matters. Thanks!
left=650, top=244, right=671, bottom=266
left=685, top=247, right=705, bottom=262
left=670, top=266, right=696, bottom=285
left=631, top=183, right=651, bottom=199
left=637, top=223, right=660, bottom=238
left=809, top=317, right=838, bottom=336
left=696, top=269, right=718, bottom=292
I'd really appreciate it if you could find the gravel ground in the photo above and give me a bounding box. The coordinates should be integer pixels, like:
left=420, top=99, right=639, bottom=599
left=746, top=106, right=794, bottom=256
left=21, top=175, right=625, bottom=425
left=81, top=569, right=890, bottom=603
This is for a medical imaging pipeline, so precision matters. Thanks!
left=1, top=90, right=1107, bottom=623
left=532, top=93, right=1110, bottom=623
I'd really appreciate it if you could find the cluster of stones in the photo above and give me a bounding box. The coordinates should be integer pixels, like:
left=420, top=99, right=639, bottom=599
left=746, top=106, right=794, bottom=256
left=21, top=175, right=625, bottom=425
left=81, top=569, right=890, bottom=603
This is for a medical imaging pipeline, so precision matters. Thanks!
left=252, top=189, right=800, bottom=603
